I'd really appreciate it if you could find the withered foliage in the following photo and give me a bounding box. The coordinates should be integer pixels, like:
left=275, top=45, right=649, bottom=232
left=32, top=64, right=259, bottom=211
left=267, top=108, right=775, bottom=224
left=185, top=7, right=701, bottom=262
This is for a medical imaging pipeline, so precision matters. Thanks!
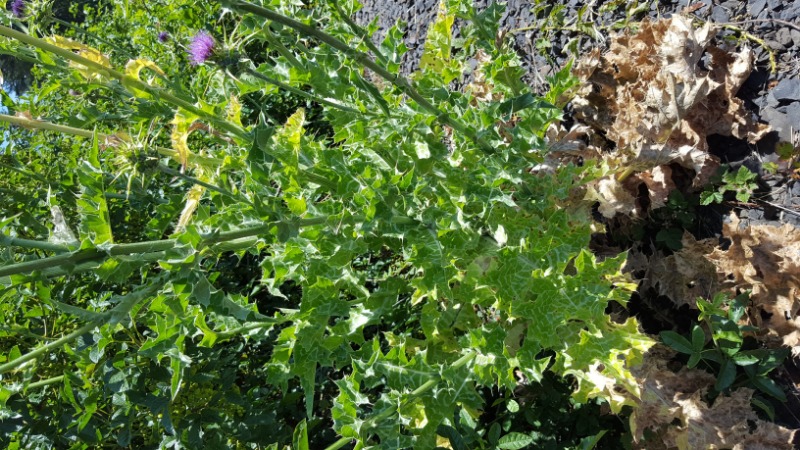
left=706, top=216, right=800, bottom=352
left=564, top=15, right=798, bottom=448
left=569, top=15, right=769, bottom=218
left=630, top=346, right=796, bottom=450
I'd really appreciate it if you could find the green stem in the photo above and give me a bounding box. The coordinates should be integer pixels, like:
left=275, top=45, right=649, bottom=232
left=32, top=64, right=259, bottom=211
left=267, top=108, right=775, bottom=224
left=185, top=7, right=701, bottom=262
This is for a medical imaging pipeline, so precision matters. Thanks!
left=616, top=166, right=636, bottom=182
left=0, top=239, right=175, bottom=278
left=0, top=235, right=70, bottom=252
left=330, top=0, right=389, bottom=66
left=243, top=68, right=365, bottom=116
left=303, top=171, right=338, bottom=190
left=206, top=236, right=258, bottom=253
left=154, top=146, right=225, bottom=168
left=0, top=322, right=97, bottom=375
left=261, top=26, right=305, bottom=71
left=0, top=283, right=161, bottom=376
left=226, top=0, right=492, bottom=152
left=156, top=164, right=252, bottom=205
left=0, top=215, right=418, bottom=279
left=325, top=437, right=353, bottom=450
left=25, top=375, right=65, bottom=390
left=0, top=25, right=249, bottom=141
left=0, top=113, right=101, bottom=139
left=360, top=351, right=476, bottom=431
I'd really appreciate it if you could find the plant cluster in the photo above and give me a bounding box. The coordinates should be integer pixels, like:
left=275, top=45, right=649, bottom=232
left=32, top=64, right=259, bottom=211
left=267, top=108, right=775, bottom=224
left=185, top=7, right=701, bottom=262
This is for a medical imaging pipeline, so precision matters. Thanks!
left=700, top=165, right=760, bottom=206
left=661, top=292, right=788, bottom=414
left=2, top=0, right=792, bottom=449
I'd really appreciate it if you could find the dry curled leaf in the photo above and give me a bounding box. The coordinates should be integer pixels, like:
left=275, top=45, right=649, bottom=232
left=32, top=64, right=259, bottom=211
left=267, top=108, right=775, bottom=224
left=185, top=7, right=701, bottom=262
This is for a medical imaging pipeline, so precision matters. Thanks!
left=630, top=345, right=797, bottom=450
left=706, top=215, right=800, bottom=353
left=639, top=232, right=720, bottom=308
left=572, top=16, right=768, bottom=218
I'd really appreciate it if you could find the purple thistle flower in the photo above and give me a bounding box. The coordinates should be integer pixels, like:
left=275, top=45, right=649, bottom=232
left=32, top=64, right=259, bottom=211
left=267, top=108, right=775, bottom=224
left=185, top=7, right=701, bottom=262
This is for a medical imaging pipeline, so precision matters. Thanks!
left=188, top=31, right=215, bottom=66
left=158, top=31, right=170, bottom=43
left=9, top=0, right=25, bottom=18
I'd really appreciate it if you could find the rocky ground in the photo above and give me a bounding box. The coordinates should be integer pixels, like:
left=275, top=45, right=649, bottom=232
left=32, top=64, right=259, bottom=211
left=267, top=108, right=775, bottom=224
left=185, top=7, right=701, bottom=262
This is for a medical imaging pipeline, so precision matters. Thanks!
left=355, top=0, right=800, bottom=441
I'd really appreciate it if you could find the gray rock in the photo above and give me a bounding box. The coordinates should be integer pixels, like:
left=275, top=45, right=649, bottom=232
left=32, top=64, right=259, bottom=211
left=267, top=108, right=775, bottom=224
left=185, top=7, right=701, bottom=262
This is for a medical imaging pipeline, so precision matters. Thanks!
left=710, top=6, right=730, bottom=23
left=766, top=0, right=784, bottom=10
left=783, top=102, right=800, bottom=130
left=772, top=78, right=800, bottom=102
left=780, top=5, right=800, bottom=21
left=750, top=0, right=767, bottom=16
left=719, top=0, right=743, bottom=14
left=761, top=106, right=796, bottom=143
left=766, top=91, right=780, bottom=107
left=775, top=28, right=794, bottom=48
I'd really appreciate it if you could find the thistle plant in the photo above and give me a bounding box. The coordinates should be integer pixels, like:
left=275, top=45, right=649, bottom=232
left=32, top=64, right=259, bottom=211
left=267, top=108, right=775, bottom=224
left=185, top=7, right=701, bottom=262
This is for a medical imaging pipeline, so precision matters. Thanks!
left=187, top=30, right=214, bottom=65
left=8, top=0, right=24, bottom=18
left=0, top=0, right=653, bottom=448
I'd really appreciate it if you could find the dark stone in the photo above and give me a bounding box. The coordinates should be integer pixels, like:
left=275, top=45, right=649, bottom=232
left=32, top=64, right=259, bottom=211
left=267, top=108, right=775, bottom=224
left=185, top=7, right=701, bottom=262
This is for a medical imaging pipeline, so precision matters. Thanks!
left=775, top=28, right=794, bottom=47
left=772, top=78, right=800, bottom=102
left=783, top=102, right=800, bottom=129
left=750, top=0, right=767, bottom=16
left=710, top=6, right=730, bottom=23
left=707, top=134, right=752, bottom=163
left=744, top=68, right=770, bottom=93
left=766, top=0, right=785, bottom=10
left=761, top=106, right=796, bottom=143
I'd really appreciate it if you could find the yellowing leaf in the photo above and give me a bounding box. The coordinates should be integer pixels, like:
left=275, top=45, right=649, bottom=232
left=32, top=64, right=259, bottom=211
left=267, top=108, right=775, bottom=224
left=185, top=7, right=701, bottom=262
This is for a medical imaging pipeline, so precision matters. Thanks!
left=170, top=108, right=201, bottom=169
left=271, top=108, right=305, bottom=171
left=226, top=94, right=243, bottom=128
left=418, top=1, right=461, bottom=84
left=283, top=108, right=305, bottom=149
left=124, top=58, right=165, bottom=79
left=285, top=196, right=307, bottom=215
left=123, top=59, right=165, bottom=98
left=46, top=35, right=111, bottom=80
left=176, top=184, right=205, bottom=232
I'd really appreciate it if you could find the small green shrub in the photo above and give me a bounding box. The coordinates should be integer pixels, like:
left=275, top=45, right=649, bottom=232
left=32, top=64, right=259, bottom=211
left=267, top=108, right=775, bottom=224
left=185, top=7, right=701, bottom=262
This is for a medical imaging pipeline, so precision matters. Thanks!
left=661, top=292, right=788, bottom=414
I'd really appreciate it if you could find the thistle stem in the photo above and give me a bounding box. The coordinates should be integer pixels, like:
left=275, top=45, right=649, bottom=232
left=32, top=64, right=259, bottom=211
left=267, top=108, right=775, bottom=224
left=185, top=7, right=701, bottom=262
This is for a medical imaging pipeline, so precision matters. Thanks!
left=0, top=25, right=249, bottom=141
left=0, top=113, right=101, bottom=139
left=0, top=235, right=70, bottom=252
left=329, top=0, right=390, bottom=67
left=0, top=215, right=417, bottom=278
left=25, top=374, right=65, bottom=390
left=243, top=68, right=365, bottom=116
left=157, top=164, right=252, bottom=205
left=226, top=1, right=492, bottom=152
left=0, top=321, right=97, bottom=375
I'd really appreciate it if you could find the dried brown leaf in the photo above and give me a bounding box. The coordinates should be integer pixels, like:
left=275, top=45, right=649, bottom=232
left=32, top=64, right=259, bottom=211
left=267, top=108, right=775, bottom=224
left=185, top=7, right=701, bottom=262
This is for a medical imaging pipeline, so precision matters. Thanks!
left=630, top=346, right=797, bottom=450
left=640, top=233, right=720, bottom=308
left=573, top=16, right=766, bottom=217
left=706, top=215, right=800, bottom=352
